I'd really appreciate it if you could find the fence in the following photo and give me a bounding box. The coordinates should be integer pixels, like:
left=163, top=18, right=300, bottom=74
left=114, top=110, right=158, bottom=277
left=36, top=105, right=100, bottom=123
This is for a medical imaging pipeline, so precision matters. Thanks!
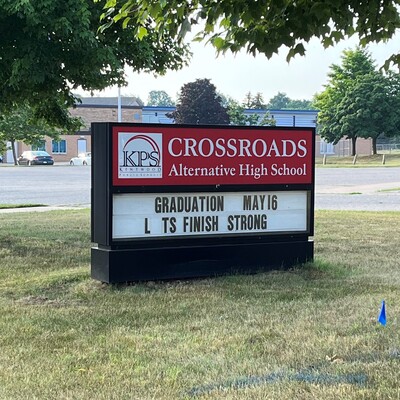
left=376, top=144, right=400, bottom=153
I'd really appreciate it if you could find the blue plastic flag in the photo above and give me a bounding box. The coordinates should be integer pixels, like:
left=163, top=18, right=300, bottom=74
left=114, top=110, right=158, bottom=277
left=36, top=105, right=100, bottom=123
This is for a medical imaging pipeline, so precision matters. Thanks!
left=378, top=300, right=386, bottom=326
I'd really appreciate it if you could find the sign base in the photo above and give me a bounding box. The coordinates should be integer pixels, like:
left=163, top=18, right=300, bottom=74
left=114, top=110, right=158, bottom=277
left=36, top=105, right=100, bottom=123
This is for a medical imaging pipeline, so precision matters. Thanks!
left=91, top=240, right=313, bottom=283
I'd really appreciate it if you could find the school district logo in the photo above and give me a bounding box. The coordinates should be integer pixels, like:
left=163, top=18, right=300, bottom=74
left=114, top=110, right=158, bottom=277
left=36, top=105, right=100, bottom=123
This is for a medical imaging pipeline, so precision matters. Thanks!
left=118, top=132, right=162, bottom=179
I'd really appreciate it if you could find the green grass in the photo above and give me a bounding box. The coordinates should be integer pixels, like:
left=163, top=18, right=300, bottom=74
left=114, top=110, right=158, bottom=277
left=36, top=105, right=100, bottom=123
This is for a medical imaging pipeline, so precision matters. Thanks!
left=316, top=153, right=400, bottom=167
left=1, top=209, right=400, bottom=399
left=378, top=187, right=400, bottom=193
left=0, top=203, right=46, bottom=209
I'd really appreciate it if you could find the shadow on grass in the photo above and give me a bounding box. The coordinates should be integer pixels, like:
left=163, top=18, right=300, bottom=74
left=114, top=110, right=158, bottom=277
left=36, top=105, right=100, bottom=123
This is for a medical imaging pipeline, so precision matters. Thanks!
left=96, top=258, right=361, bottom=303
left=187, top=369, right=367, bottom=397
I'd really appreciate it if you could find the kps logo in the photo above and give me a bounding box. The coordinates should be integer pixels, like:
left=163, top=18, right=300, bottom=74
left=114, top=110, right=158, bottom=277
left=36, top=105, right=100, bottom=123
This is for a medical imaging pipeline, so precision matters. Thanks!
left=118, top=132, right=162, bottom=179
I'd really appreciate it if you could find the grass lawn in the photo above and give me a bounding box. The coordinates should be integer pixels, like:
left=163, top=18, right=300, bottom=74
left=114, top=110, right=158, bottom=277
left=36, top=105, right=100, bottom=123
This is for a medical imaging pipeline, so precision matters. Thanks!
left=316, top=153, right=400, bottom=167
left=1, top=209, right=400, bottom=399
left=0, top=204, right=46, bottom=210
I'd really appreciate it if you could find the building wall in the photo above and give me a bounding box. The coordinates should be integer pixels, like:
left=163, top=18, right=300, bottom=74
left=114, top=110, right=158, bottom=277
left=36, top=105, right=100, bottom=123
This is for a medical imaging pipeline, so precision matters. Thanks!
left=356, top=138, right=373, bottom=155
left=15, top=105, right=143, bottom=163
left=245, top=109, right=318, bottom=128
left=142, top=107, right=175, bottom=124
left=18, top=133, right=92, bottom=163
left=70, top=106, right=142, bottom=130
left=141, top=107, right=320, bottom=128
left=316, top=136, right=372, bottom=157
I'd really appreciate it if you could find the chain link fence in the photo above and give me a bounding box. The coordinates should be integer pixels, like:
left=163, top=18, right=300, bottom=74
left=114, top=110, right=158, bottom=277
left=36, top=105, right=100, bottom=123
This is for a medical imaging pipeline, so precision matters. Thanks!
left=376, top=144, right=400, bottom=153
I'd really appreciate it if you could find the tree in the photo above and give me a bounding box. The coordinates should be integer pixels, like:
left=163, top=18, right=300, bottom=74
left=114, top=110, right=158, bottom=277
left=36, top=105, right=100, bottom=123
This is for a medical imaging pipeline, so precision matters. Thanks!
left=286, top=99, right=315, bottom=110
left=0, top=0, right=190, bottom=130
left=267, top=94, right=315, bottom=109
left=227, top=98, right=275, bottom=126
left=242, top=92, right=253, bottom=109
left=242, top=92, right=266, bottom=109
left=147, top=90, right=175, bottom=106
left=315, top=48, right=378, bottom=155
left=217, top=93, right=230, bottom=108
left=267, top=92, right=291, bottom=109
left=315, top=47, right=400, bottom=155
left=334, top=71, right=400, bottom=154
left=102, top=0, right=400, bottom=68
left=168, top=79, right=229, bottom=125
left=251, top=93, right=267, bottom=109
left=0, top=104, right=72, bottom=165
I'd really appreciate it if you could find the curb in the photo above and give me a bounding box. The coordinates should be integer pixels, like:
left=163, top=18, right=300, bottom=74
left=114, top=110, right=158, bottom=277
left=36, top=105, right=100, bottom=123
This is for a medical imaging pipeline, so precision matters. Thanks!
left=0, top=205, right=90, bottom=213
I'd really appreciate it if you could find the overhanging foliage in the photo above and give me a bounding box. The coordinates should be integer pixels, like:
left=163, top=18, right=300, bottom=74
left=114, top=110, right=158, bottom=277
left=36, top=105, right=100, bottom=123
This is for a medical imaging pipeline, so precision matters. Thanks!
left=100, top=0, right=400, bottom=68
left=0, top=0, right=190, bottom=129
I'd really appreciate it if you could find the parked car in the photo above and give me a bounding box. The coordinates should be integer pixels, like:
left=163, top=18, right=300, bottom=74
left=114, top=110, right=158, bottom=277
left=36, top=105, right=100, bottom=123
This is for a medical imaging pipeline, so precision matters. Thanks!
left=69, top=152, right=91, bottom=166
left=17, top=151, right=54, bottom=166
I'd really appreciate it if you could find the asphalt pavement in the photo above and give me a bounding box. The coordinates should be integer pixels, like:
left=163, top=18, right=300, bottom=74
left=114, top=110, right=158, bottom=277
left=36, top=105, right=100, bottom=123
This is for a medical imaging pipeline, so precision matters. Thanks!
left=0, top=163, right=90, bottom=208
left=315, top=167, right=400, bottom=211
left=1, top=164, right=399, bottom=212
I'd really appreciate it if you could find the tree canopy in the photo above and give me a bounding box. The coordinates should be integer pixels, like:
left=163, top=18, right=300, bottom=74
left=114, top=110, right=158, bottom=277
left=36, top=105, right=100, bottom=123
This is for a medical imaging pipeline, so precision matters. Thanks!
left=101, top=0, right=400, bottom=68
left=267, top=92, right=314, bottom=110
left=0, top=104, right=66, bottom=164
left=227, top=98, right=275, bottom=126
left=336, top=71, right=400, bottom=154
left=315, top=48, right=400, bottom=155
left=147, top=90, right=175, bottom=107
left=242, top=92, right=267, bottom=110
left=0, top=0, right=190, bottom=129
left=168, top=79, right=229, bottom=125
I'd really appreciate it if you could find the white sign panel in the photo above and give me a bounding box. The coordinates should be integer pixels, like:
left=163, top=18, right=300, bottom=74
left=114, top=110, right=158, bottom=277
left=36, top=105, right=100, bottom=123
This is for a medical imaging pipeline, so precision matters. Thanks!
left=118, top=132, right=163, bottom=179
left=112, top=191, right=309, bottom=239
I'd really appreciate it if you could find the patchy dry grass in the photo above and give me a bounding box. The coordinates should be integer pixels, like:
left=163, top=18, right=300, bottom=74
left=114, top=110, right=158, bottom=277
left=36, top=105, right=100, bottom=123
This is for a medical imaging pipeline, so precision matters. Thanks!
left=0, top=209, right=400, bottom=399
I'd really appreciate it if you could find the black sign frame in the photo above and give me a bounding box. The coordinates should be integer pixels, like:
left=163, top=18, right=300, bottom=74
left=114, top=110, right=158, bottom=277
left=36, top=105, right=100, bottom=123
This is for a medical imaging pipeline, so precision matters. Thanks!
left=91, top=122, right=315, bottom=283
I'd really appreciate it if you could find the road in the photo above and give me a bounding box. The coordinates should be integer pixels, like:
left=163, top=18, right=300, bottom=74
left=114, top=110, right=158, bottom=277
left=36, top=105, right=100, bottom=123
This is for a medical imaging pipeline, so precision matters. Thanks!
left=1, top=165, right=400, bottom=211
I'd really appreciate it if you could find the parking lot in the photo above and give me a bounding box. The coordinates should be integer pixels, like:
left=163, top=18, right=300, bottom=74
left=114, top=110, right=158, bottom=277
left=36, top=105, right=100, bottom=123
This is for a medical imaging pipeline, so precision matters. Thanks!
left=0, top=164, right=90, bottom=206
left=315, top=167, right=400, bottom=211
left=1, top=164, right=400, bottom=211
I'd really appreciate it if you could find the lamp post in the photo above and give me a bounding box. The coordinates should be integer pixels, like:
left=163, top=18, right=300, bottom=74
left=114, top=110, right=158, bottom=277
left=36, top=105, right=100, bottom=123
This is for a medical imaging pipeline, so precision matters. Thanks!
left=117, top=87, right=122, bottom=122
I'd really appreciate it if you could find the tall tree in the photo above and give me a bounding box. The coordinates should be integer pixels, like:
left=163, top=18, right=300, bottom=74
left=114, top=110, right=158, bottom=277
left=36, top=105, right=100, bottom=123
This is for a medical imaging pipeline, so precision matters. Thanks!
left=168, top=79, right=229, bottom=125
left=335, top=71, right=400, bottom=154
left=227, top=98, right=275, bottom=126
left=0, top=0, right=190, bottom=130
left=242, top=92, right=253, bottom=109
left=241, top=92, right=267, bottom=109
left=315, top=48, right=377, bottom=155
left=0, top=104, right=72, bottom=165
left=102, top=1, right=400, bottom=68
left=250, top=93, right=267, bottom=109
left=147, top=90, right=175, bottom=107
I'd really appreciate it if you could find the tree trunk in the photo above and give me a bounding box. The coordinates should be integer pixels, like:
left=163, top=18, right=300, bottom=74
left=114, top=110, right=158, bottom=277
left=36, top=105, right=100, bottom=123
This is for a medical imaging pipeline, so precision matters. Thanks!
left=11, top=140, right=18, bottom=165
left=372, top=137, right=377, bottom=155
left=351, top=136, right=357, bottom=156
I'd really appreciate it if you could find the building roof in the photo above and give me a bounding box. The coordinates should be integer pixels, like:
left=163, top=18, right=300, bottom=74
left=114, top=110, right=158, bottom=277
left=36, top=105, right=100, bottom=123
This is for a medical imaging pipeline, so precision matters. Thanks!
left=75, top=96, right=142, bottom=107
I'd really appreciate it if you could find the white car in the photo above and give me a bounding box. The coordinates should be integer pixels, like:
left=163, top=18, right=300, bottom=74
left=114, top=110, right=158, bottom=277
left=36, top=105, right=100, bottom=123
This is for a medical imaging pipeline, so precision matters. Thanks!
left=69, top=152, right=91, bottom=166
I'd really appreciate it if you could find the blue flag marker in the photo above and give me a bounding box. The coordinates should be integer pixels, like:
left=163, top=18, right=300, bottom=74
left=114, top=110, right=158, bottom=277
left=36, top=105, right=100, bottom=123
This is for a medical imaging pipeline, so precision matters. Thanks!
left=378, top=300, right=386, bottom=326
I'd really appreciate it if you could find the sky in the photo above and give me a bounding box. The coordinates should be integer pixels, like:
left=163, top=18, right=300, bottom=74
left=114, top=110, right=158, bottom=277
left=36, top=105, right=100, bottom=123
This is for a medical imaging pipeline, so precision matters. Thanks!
left=77, top=33, right=400, bottom=104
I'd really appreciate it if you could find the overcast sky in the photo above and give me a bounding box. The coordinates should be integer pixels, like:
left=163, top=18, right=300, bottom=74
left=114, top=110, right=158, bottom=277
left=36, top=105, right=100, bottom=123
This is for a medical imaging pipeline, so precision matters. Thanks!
left=77, top=33, right=400, bottom=104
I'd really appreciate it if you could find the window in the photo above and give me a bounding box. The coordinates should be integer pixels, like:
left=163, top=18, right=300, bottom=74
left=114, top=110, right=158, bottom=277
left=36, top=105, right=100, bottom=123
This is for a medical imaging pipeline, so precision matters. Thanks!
left=52, top=139, right=67, bottom=153
left=320, top=140, right=335, bottom=155
left=32, top=140, right=46, bottom=151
